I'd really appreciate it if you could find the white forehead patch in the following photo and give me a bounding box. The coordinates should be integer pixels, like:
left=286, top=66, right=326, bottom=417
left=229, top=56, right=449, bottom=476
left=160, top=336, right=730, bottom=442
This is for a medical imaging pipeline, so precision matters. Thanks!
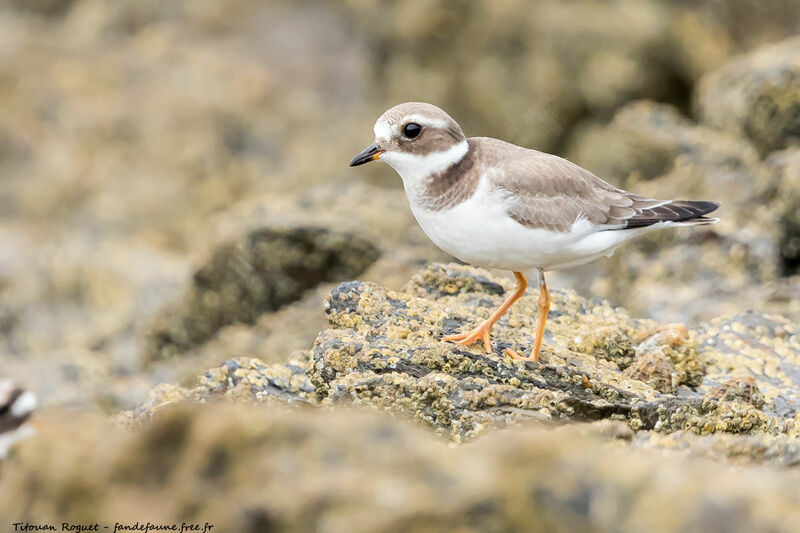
left=373, top=120, right=392, bottom=141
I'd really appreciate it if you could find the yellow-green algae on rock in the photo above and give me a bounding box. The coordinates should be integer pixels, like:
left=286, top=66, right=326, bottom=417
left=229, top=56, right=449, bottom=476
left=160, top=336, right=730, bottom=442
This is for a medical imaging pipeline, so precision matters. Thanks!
left=310, top=263, right=798, bottom=441
left=142, top=182, right=446, bottom=363
left=125, top=263, right=798, bottom=446
left=117, top=356, right=314, bottom=426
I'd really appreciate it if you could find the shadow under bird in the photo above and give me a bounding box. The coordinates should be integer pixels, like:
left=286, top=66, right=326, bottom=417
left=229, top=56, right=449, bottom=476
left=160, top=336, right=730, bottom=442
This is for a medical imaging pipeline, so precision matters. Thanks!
left=350, top=102, right=719, bottom=362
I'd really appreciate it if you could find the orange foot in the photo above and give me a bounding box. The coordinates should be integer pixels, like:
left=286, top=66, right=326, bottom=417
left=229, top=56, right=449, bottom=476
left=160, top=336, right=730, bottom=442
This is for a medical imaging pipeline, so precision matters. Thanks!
left=443, top=322, right=493, bottom=353
left=503, top=348, right=539, bottom=362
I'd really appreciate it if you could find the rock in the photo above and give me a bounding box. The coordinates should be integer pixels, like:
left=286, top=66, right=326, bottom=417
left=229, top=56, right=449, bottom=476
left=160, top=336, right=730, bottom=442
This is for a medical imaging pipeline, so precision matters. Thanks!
left=160, top=285, right=333, bottom=372
left=3, top=403, right=800, bottom=531
left=696, top=311, right=800, bottom=417
left=4, top=0, right=77, bottom=17
left=566, top=101, right=764, bottom=197
left=1, top=348, right=115, bottom=411
left=310, top=263, right=795, bottom=441
left=763, top=148, right=800, bottom=276
left=570, top=326, right=636, bottom=370
left=564, top=101, right=795, bottom=323
left=142, top=182, right=444, bottom=362
left=632, top=429, right=800, bottom=467
left=348, top=1, right=800, bottom=157
left=706, top=378, right=765, bottom=409
left=118, top=356, right=314, bottom=425
left=553, top=419, right=800, bottom=467
left=0, top=229, right=188, bottom=360
left=697, top=36, right=800, bottom=157
left=623, top=351, right=675, bottom=393
left=635, top=323, right=704, bottom=387
left=143, top=226, right=380, bottom=360
left=206, top=182, right=444, bottom=291
left=0, top=0, right=369, bottom=247
left=0, top=231, right=189, bottom=410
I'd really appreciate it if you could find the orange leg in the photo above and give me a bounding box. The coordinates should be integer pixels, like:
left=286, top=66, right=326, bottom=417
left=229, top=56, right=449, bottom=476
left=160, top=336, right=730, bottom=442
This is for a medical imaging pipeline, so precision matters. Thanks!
left=505, top=269, right=550, bottom=362
left=443, top=272, right=528, bottom=353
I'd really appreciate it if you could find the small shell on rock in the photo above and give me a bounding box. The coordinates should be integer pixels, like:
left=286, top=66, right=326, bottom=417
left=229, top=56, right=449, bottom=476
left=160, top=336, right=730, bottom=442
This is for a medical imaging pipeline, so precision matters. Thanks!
left=634, top=323, right=689, bottom=348
left=623, top=351, right=676, bottom=393
left=706, top=377, right=765, bottom=409
left=570, top=326, right=636, bottom=370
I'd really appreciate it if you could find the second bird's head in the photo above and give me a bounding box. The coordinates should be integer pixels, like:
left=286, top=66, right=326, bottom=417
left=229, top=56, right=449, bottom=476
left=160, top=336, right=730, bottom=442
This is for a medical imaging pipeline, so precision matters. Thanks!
left=350, top=102, right=468, bottom=180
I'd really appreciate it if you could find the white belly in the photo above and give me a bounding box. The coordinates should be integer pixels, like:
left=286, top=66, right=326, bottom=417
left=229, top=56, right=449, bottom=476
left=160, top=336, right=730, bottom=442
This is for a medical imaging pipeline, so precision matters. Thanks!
left=407, top=177, right=640, bottom=272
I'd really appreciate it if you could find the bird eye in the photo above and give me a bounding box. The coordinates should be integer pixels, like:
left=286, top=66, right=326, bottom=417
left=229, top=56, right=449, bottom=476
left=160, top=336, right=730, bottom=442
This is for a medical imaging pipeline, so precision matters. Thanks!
left=403, top=123, right=421, bottom=139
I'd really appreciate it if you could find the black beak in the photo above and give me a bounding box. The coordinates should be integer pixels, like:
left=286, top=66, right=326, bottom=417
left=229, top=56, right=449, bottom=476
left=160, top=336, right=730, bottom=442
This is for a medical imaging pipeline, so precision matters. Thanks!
left=349, top=142, right=384, bottom=167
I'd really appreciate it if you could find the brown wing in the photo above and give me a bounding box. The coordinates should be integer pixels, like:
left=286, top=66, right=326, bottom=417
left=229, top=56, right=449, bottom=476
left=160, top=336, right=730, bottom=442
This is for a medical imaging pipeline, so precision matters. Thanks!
left=477, top=138, right=719, bottom=232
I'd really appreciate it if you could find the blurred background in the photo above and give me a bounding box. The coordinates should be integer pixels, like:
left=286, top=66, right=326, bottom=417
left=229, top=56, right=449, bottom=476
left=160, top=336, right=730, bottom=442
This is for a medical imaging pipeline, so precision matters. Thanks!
left=1, top=0, right=800, bottom=528
left=0, top=0, right=799, bottom=407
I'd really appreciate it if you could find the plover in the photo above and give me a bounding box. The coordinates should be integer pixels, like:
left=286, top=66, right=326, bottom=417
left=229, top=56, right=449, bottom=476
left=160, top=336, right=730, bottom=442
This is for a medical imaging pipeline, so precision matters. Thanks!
left=0, top=380, right=36, bottom=458
left=350, top=102, right=719, bottom=362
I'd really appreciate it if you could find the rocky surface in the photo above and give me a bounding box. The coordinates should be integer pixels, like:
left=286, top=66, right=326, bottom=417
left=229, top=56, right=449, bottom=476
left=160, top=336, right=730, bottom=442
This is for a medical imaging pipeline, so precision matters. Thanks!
left=309, top=263, right=798, bottom=441
left=697, top=36, right=800, bottom=157
left=4, top=404, right=800, bottom=532
left=5, top=261, right=800, bottom=529
left=121, top=262, right=800, bottom=449
left=143, top=182, right=444, bottom=362
left=350, top=0, right=800, bottom=158
left=763, top=148, right=800, bottom=276
left=143, top=226, right=380, bottom=360
left=565, top=99, right=800, bottom=323
left=2, top=2, right=799, bottom=410
left=117, top=355, right=314, bottom=426
left=1, top=3, right=800, bottom=531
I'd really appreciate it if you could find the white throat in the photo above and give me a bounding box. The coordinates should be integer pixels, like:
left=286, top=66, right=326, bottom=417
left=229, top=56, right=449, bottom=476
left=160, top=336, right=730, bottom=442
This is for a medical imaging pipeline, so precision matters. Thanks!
left=380, top=140, right=469, bottom=188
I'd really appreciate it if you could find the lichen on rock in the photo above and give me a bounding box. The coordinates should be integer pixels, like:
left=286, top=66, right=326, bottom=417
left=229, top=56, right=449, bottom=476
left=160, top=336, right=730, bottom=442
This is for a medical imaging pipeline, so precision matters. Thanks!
left=310, top=263, right=797, bottom=441
left=143, top=227, right=380, bottom=361
left=118, top=356, right=314, bottom=426
left=623, top=351, right=675, bottom=393
left=695, top=311, right=800, bottom=417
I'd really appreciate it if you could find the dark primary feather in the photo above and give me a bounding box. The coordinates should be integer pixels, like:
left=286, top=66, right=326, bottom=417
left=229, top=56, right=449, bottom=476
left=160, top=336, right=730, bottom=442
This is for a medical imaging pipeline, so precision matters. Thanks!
left=621, top=199, right=719, bottom=229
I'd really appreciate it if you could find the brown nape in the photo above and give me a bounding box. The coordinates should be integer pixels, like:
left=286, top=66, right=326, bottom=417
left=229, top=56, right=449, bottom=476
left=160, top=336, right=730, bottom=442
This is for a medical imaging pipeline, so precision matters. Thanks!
left=419, top=139, right=481, bottom=211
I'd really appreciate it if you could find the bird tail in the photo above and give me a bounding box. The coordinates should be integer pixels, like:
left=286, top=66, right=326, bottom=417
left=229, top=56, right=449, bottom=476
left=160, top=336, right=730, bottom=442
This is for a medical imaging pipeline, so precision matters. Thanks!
left=675, top=215, right=719, bottom=226
left=623, top=200, right=720, bottom=229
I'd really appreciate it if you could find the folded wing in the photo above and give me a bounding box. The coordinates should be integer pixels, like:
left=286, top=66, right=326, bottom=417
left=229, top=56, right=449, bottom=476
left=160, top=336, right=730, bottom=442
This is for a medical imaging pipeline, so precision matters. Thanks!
left=480, top=138, right=719, bottom=232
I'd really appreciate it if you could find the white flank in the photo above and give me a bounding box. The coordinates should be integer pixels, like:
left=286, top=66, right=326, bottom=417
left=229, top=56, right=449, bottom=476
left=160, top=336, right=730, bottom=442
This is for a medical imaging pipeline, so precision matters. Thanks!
left=406, top=173, right=669, bottom=272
